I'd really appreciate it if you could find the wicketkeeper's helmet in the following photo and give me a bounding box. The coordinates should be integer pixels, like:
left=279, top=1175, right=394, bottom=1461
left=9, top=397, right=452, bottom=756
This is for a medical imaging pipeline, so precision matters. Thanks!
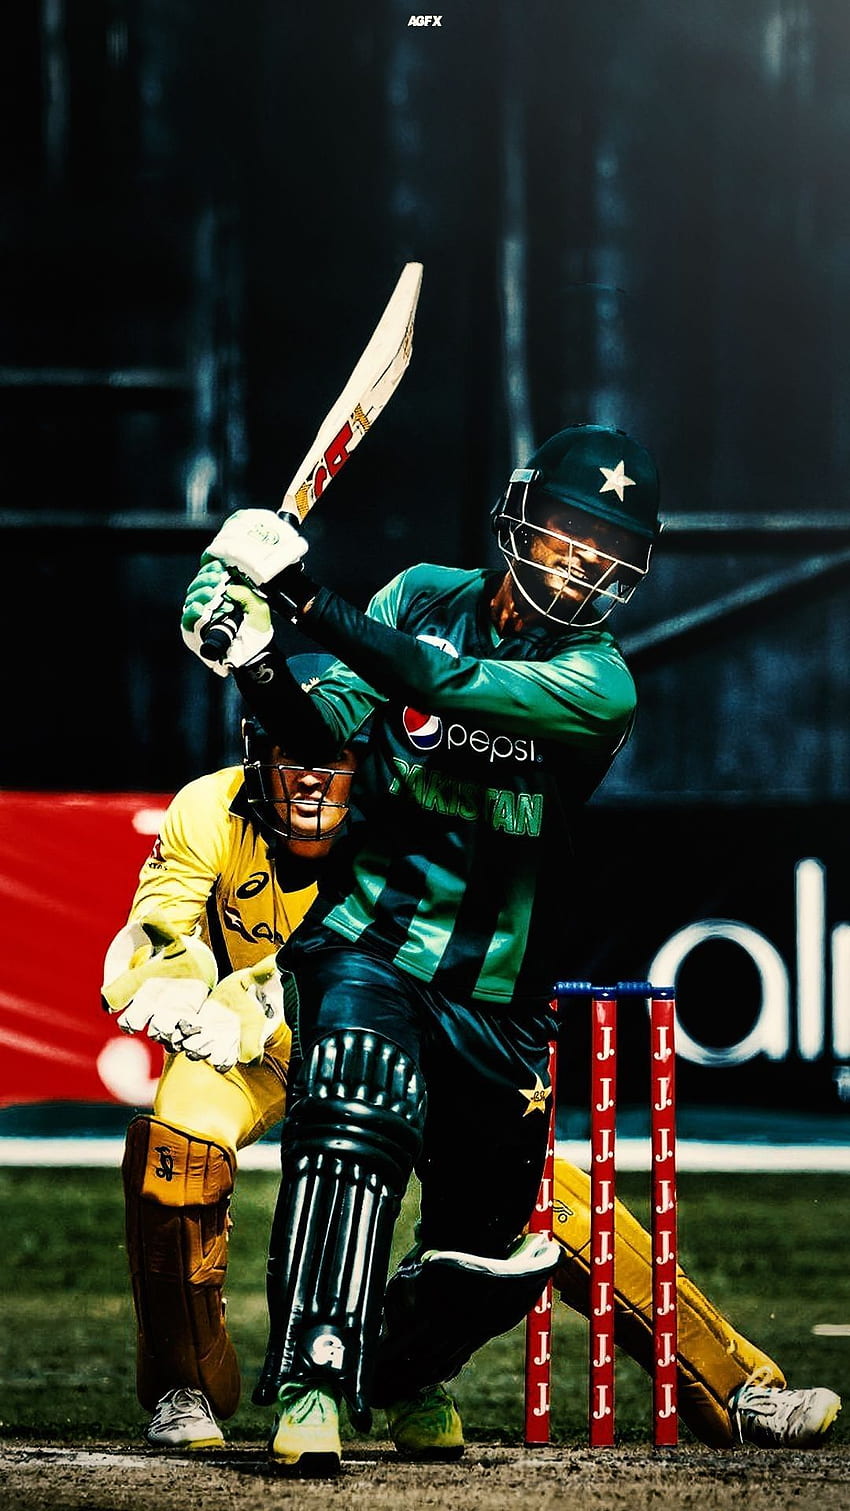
left=242, top=654, right=359, bottom=846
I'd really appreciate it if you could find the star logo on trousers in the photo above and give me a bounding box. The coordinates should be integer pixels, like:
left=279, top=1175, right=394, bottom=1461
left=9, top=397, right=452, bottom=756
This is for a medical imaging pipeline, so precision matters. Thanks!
left=519, top=1074, right=551, bottom=1116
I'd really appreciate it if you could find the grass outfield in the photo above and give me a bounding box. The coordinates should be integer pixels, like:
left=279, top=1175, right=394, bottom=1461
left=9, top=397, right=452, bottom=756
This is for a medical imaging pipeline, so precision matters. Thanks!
left=0, top=1168, right=848, bottom=1446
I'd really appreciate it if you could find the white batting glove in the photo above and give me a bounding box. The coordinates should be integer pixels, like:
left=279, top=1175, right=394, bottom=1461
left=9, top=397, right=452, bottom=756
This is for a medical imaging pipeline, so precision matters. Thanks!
left=204, top=508, right=308, bottom=587
left=101, top=910, right=218, bottom=1053
left=180, top=560, right=273, bottom=677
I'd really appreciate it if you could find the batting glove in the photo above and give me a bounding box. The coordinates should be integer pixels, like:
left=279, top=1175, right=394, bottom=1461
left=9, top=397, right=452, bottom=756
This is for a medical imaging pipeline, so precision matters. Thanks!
left=203, top=507, right=308, bottom=587
left=181, top=560, right=273, bottom=676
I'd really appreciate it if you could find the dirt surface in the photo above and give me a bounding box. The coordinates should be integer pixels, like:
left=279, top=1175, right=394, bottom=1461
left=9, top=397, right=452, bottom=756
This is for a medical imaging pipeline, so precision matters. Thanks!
left=3, top=1441, right=850, bottom=1511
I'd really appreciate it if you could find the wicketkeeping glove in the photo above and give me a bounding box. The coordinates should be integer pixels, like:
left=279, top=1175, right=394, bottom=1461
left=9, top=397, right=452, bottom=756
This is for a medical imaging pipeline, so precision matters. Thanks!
left=202, top=507, right=308, bottom=587
left=169, top=955, right=286, bottom=1074
left=181, top=560, right=273, bottom=677
left=101, top=909, right=218, bottom=1052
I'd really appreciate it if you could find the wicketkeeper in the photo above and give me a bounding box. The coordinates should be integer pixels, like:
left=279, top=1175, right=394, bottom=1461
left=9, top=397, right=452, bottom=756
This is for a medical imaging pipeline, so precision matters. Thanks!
left=101, top=653, right=360, bottom=1450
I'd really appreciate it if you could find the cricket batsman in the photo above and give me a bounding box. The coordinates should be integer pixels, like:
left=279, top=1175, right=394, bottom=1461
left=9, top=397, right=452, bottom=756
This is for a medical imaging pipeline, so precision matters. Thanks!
left=176, top=424, right=839, bottom=1471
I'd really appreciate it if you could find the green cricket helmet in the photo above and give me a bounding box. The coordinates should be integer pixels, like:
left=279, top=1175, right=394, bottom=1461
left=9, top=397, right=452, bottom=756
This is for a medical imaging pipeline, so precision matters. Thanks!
left=242, top=653, right=362, bottom=852
left=492, top=424, right=661, bottom=626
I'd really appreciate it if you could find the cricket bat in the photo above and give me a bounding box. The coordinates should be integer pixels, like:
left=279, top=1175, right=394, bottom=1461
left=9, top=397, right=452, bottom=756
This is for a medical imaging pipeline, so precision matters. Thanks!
left=200, top=260, right=423, bottom=660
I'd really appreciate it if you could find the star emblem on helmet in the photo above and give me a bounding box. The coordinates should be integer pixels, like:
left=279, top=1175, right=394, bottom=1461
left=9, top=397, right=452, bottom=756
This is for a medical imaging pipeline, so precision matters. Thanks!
left=519, top=1073, right=551, bottom=1116
left=598, top=460, right=636, bottom=502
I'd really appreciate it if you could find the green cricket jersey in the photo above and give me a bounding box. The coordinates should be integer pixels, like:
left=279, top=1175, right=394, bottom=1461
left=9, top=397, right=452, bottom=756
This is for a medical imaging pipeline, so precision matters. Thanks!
left=284, top=564, right=636, bottom=1005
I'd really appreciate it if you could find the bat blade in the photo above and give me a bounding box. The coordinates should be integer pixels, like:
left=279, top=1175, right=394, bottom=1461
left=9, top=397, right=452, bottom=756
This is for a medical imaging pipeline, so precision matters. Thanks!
left=197, top=262, right=422, bottom=662
left=283, top=261, right=423, bottom=520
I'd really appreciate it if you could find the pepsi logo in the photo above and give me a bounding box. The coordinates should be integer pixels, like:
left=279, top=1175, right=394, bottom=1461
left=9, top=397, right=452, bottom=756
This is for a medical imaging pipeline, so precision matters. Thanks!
left=402, top=707, right=443, bottom=751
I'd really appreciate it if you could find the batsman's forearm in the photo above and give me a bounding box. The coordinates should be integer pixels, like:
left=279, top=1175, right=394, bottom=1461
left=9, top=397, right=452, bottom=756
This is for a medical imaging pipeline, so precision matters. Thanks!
left=234, top=644, right=342, bottom=763
left=291, top=585, right=443, bottom=703
left=290, top=584, right=634, bottom=748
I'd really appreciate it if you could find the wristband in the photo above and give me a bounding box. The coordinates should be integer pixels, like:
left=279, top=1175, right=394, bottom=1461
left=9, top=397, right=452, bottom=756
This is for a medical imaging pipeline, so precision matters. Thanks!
left=267, top=563, right=320, bottom=621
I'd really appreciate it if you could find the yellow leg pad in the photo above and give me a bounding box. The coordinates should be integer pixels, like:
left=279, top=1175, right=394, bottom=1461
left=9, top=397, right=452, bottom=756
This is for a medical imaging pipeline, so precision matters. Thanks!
left=552, top=1160, right=785, bottom=1447
left=122, top=1116, right=241, bottom=1418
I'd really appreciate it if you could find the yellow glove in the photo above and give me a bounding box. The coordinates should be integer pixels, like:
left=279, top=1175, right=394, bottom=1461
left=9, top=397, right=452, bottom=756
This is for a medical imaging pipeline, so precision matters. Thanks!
left=101, top=909, right=218, bottom=1051
left=169, top=955, right=286, bottom=1074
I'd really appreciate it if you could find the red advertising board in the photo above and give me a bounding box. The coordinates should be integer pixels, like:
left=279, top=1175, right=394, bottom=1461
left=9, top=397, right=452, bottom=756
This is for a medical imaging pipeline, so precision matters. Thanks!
left=3, top=794, right=849, bottom=1137
left=0, top=793, right=173, bottom=1109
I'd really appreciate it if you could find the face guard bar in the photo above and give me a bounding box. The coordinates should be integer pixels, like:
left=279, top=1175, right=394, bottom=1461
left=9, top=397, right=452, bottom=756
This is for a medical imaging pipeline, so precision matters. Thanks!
left=244, top=757, right=355, bottom=844
left=494, top=470, right=652, bottom=627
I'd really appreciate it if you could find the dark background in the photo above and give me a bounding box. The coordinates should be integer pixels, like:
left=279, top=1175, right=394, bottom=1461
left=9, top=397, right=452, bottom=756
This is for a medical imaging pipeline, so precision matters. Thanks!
left=1, top=0, right=849, bottom=1119
left=3, top=0, right=849, bottom=797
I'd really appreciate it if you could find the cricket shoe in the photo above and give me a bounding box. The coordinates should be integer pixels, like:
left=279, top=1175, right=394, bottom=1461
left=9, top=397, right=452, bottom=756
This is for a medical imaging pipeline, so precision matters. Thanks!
left=268, top=1382, right=342, bottom=1476
left=386, top=1383, right=465, bottom=1460
left=144, top=1387, right=225, bottom=1450
left=729, top=1379, right=842, bottom=1448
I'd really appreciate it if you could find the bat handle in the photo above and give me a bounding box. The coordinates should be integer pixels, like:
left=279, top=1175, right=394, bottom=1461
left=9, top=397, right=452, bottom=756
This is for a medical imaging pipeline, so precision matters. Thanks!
left=199, top=602, right=244, bottom=662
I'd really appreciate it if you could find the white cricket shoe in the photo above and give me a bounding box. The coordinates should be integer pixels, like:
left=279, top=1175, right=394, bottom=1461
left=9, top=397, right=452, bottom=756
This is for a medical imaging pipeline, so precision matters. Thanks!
left=729, top=1380, right=841, bottom=1448
left=144, top=1386, right=225, bottom=1450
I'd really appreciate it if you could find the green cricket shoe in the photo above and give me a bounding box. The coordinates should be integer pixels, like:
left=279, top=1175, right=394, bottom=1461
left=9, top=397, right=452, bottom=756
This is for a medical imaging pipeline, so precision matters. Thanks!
left=268, top=1382, right=342, bottom=1476
left=386, top=1383, right=465, bottom=1460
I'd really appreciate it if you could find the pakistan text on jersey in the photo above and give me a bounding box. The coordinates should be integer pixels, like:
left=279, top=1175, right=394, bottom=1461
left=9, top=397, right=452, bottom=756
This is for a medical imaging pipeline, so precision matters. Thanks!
left=389, top=757, right=543, bottom=837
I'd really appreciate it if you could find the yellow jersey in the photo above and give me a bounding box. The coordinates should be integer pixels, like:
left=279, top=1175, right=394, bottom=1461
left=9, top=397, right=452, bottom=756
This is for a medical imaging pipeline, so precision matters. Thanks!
left=129, top=767, right=317, bottom=974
